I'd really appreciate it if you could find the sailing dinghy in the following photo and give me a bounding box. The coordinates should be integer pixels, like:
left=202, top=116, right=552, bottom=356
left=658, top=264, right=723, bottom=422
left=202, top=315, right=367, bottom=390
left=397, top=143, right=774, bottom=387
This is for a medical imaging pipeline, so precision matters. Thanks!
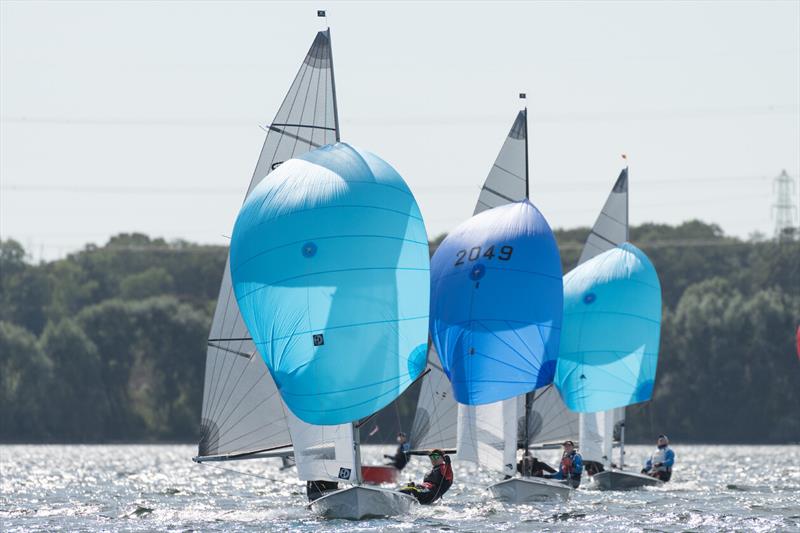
left=431, top=103, right=569, bottom=502
left=194, top=27, right=346, bottom=471
left=555, top=166, right=663, bottom=491
left=196, top=23, right=424, bottom=520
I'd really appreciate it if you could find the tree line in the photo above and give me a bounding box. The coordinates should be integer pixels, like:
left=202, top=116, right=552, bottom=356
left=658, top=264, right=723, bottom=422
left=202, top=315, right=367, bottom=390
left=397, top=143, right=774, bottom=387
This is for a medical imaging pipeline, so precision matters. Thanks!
left=1, top=222, right=798, bottom=444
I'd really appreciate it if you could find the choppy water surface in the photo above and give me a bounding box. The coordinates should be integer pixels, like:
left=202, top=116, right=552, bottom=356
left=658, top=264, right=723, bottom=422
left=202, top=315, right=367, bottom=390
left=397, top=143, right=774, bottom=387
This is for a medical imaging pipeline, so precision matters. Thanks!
left=1, top=444, right=798, bottom=532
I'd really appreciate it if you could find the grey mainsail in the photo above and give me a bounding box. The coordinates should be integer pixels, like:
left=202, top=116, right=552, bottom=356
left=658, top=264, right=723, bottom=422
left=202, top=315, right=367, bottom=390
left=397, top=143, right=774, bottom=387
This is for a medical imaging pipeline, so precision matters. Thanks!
left=577, top=167, right=629, bottom=265
left=197, top=30, right=339, bottom=461
left=409, top=345, right=458, bottom=451
left=473, top=110, right=528, bottom=215
left=521, top=385, right=579, bottom=448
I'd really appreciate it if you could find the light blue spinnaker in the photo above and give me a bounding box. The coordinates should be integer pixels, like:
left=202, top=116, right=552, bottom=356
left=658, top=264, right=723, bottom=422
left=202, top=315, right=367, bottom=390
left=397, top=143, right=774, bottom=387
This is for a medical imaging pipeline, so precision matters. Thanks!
left=430, top=200, right=563, bottom=406
left=555, top=242, right=661, bottom=413
left=230, top=142, right=430, bottom=426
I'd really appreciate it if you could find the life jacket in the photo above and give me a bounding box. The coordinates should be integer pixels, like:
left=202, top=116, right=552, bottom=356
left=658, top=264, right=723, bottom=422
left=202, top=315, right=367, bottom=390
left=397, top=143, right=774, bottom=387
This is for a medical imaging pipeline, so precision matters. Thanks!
left=650, top=446, right=671, bottom=471
left=560, top=454, right=573, bottom=476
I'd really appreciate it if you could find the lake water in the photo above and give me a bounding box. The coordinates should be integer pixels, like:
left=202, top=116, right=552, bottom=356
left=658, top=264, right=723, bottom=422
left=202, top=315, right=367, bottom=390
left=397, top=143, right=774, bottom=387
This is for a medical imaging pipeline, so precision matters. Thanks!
left=1, top=444, right=798, bottom=532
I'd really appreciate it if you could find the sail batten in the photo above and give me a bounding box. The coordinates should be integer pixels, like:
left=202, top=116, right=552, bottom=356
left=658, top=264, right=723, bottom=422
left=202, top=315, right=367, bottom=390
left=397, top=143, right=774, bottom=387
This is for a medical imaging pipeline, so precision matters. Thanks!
left=197, top=30, right=339, bottom=462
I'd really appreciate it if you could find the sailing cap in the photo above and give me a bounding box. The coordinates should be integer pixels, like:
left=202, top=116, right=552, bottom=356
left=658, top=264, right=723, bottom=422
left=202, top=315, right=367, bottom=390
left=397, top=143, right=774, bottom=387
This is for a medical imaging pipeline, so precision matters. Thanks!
left=429, top=449, right=444, bottom=457
left=562, top=440, right=575, bottom=447
left=657, top=434, right=669, bottom=443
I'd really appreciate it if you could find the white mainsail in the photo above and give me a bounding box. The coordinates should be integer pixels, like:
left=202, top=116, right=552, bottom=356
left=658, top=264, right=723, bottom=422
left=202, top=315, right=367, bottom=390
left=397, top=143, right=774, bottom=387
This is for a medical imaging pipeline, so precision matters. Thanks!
left=197, top=30, right=342, bottom=463
left=575, top=167, right=629, bottom=468
left=457, top=399, right=517, bottom=478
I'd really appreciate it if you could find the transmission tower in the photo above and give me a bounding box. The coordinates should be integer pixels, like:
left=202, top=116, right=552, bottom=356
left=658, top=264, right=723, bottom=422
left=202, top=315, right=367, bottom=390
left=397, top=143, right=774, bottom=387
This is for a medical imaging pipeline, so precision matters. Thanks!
left=772, top=169, right=798, bottom=238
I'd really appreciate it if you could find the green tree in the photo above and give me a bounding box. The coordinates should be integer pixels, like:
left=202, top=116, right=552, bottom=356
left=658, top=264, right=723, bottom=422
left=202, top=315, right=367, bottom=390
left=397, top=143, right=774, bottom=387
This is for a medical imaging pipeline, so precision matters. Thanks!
left=0, top=321, right=53, bottom=440
left=39, top=319, right=110, bottom=440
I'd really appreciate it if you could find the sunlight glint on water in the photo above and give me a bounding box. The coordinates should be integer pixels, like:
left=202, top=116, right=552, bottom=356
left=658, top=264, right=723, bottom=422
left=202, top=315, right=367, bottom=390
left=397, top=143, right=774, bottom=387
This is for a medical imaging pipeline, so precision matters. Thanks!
left=1, top=445, right=798, bottom=532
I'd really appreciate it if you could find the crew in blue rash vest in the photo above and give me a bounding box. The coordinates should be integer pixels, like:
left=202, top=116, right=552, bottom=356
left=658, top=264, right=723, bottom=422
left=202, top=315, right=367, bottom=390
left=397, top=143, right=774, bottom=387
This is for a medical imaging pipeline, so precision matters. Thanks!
left=544, top=440, right=583, bottom=488
left=399, top=449, right=453, bottom=504
left=642, top=434, right=675, bottom=482
left=384, top=432, right=411, bottom=471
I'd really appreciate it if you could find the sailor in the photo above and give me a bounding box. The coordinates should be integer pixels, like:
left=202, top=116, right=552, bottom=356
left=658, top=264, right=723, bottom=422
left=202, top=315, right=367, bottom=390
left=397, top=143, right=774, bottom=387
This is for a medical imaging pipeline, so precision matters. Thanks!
left=544, top=440, right=583, bottom=488
left=384, top=432, right=411, bottom=471
left=398, top=449, right=453, bottom=504
left=642, top=434, right=675, bottom=481
left=517, top=449, right=557, bottom=477
left=305, top=480, right=338, bottom=501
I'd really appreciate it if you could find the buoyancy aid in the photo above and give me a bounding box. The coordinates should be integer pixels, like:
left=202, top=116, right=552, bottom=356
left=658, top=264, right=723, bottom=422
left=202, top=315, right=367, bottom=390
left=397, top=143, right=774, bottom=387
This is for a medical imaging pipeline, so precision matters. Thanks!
left=650, top=446, right=671, bottom=472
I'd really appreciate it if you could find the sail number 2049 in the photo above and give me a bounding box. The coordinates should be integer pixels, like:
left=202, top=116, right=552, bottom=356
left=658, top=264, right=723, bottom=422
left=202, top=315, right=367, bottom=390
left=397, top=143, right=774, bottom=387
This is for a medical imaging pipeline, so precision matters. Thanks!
left=454, top=245, right=513, bottom=266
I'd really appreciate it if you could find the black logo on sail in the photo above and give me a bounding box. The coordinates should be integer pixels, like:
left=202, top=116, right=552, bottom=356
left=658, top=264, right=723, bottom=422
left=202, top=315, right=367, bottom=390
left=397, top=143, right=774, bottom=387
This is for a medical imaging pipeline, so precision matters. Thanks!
left=338, top=467, right=351, bottom=480
left=313, top=334, right=324, bottom=346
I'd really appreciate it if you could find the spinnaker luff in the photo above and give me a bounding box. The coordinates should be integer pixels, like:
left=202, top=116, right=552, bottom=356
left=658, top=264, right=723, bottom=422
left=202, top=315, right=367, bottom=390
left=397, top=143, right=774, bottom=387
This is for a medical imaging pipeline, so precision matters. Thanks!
left=229, top=143, right=430, bottom=425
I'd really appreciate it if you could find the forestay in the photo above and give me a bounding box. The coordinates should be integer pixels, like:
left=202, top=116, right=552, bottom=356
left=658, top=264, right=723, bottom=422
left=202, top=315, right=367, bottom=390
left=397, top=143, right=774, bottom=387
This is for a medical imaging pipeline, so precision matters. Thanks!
left=230, top=143, right=430, bottom=425
left=197, top=30, right=338, bottom=460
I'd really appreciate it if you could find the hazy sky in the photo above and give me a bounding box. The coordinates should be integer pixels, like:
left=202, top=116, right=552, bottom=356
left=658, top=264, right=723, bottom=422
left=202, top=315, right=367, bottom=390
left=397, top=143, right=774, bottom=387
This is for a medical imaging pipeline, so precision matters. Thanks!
left=2, top=1, right=798, bottom=260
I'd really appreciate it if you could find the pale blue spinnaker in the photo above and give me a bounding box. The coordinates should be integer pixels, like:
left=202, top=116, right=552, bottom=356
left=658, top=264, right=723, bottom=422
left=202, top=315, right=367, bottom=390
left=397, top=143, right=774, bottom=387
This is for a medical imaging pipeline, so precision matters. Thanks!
left=555, top=242, right=661, bottom=413
left=230, top=142, right=430, bottom=425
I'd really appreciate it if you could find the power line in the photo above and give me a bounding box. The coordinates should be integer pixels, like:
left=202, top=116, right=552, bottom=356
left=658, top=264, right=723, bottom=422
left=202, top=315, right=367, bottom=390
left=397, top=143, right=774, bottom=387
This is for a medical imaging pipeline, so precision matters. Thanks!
left=0, top=175, right=775, bottom=196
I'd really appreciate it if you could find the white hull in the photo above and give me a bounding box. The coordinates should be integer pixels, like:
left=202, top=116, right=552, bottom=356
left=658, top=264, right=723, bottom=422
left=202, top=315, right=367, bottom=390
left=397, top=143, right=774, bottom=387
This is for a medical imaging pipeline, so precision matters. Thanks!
left=488, top=477, right=573, bottom=503
left=592, top=469, right=664, bottom=491
left=308, top=485, right=417, bottom=520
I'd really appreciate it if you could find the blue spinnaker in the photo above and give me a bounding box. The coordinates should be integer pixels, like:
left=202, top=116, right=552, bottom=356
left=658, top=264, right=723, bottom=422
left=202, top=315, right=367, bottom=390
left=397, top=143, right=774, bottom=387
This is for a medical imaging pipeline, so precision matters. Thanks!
left=230, top=143, right=430, bottom=425
left=555, top=243, right=661, bottom=413
left=430, top=200, right=563, bottom=406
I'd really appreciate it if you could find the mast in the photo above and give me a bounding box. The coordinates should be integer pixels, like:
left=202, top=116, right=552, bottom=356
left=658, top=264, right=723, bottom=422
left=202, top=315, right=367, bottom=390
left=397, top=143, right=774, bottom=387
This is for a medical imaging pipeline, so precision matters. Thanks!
left=352, top=422, right=363, bottom=484
left=521, top=93, right=529, bottom=199
left=327, top=27, right=341, bottom=142
left=523, top=391, right=533, bottom=456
